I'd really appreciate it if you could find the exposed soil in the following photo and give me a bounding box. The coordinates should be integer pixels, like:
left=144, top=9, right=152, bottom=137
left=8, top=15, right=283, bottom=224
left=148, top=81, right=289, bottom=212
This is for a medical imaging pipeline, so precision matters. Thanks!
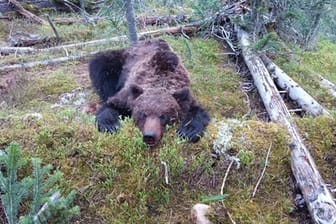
left=0, top=71, right=18, bottom=95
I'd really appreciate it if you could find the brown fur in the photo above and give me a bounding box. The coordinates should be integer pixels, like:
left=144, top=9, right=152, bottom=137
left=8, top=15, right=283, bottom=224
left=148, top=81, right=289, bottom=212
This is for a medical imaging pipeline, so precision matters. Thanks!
left=90, top=39, right=210, bottom=145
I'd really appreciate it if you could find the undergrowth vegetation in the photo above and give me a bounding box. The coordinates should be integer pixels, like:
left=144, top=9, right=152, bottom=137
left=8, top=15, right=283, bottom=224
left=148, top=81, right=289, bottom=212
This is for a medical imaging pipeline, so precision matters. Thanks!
left=1, top=13, right=336, bottom=222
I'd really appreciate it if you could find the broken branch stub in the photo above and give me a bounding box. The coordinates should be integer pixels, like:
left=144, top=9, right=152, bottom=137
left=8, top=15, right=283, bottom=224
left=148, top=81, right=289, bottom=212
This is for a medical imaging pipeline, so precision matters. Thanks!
left=318, top=75, right=336, bottom=100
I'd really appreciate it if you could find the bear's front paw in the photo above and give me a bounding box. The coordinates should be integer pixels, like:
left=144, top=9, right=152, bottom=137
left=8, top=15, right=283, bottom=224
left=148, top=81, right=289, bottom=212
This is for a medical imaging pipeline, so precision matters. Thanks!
left=177, top=119, right=204, bottom=143
left=96, top=107, right=120, bottom=133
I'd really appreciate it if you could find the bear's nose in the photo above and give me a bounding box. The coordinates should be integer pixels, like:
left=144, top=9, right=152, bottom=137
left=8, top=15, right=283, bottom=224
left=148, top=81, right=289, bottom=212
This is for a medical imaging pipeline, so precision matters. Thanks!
left=143, top=131, right=157, bottom=146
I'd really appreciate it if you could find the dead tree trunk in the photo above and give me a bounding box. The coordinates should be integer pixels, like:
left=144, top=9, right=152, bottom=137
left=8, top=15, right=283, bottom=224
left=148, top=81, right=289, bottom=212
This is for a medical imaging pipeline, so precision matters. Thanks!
left=260, top=55, right=329, bottom=116
left=124, top=0, right=138, bottom=44
left=238, top=28, right=336, bottom=224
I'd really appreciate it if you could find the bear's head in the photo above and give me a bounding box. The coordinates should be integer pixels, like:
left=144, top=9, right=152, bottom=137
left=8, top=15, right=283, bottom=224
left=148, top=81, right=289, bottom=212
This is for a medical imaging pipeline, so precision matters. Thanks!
left=129, top=85, right=191, bottom=146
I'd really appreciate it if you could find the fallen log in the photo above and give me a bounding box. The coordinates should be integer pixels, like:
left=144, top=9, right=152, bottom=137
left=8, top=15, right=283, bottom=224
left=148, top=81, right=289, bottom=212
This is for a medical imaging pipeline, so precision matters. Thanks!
left=260, top=55, right=329, bottom=116
left=7, top=32, right=57, bottom=47
left=52, top=16, right=100, bottom=25
left=0, top=23, right=200, bottom=71
left=0, top=23, right=200, bottom=55
left=7, top=0, right=47, bottom=25
left=136, top=14, right=189, bottom=28
left=238, top=28, right=336, bottom=224
left=0, top=16, right=11, bottom=20
left=318, top=75, right=336, bottom=99
left=52, top=14, right=189, bottom=26
left=0, top=46, right=38, bottom=54
left=0, top=51, right=98, bottom=72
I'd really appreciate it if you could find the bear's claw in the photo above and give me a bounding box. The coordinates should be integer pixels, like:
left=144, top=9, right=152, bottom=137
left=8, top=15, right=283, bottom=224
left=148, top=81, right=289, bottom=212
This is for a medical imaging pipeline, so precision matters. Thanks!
left=97, top=120, right=120, bottom=133
left=177, top=120, right=203, bottom=143
left=96, top=106, right=120, bottom=133
left=177, top=105, right=210, bottom=142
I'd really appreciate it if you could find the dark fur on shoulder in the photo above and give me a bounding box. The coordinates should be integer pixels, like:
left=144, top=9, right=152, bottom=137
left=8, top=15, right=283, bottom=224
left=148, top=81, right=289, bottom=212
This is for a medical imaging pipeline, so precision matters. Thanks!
left=89, top=50, right=126, bottom=102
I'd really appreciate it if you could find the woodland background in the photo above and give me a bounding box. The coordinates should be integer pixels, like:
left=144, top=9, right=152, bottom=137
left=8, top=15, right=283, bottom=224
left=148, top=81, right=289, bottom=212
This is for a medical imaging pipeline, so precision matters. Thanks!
left=0, top=0, right=336, bottom=223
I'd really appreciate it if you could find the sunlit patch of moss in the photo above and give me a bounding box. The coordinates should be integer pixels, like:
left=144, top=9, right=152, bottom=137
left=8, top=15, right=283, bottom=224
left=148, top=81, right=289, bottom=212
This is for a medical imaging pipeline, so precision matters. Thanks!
left=1, top=66, right=79, bottom=109
left=237, top=149, right=255, bottom=168
left=298, top=39, right=336, bottom=84
left=216, top=120, right=294, bottom=223
left=295, top=115, right=336, bottom=186
left=36, top=68, right=79, bottom=95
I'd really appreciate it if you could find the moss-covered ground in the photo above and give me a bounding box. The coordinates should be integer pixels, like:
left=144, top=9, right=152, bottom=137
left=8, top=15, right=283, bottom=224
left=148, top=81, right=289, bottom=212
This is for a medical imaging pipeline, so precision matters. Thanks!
left=1, top=14, right=336, bottom=223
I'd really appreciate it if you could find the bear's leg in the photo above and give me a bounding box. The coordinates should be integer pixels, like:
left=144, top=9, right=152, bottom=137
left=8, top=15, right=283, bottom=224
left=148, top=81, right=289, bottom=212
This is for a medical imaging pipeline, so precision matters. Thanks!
left=177, top=105, right=210, bottom=142
left=89, top=50, right=128, bottom=133
left=89, top=49, right=125, bottom=102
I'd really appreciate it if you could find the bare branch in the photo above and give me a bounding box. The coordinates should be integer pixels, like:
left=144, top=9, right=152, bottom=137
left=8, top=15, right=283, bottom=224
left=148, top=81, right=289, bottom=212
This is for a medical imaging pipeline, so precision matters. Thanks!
left=220, top=159, right=234, bottom=195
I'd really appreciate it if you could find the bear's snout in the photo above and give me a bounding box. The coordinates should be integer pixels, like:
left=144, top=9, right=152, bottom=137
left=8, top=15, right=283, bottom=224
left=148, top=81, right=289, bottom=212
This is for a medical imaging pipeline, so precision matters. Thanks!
left=142, top=117, right=162, bottom=146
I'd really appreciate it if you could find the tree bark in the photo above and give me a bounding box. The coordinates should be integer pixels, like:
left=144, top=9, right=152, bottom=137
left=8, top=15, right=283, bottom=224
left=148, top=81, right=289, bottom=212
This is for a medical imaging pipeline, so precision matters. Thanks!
left=260, top=55, right=329, bottom=116
left=124, top=0, right=138, bottom=44
left=238, top=28, right=336, bottom=224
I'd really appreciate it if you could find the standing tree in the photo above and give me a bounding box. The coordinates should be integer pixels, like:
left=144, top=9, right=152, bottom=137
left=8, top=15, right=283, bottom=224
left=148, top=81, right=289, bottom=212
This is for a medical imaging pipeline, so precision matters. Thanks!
left=124, top=0, right=138, bottom=44
left=273, top=0, right=330, bottom=49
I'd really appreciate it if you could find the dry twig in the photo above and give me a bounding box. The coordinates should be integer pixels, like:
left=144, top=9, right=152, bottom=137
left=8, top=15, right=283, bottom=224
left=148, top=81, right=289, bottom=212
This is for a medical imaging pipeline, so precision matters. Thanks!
left=221, top=201, right=236, bottom=224
left=161, top=161, right=169, bottom=185
left=252, top=143, right=272, bottom=198
left=220, top=159, right=234, bottom=195
left=220, top=159, right=236, bottom=224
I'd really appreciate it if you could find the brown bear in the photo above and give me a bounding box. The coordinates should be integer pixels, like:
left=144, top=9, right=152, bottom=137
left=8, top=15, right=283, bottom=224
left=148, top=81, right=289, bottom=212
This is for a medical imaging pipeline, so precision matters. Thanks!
left=89, top=39, right=210, bottom=146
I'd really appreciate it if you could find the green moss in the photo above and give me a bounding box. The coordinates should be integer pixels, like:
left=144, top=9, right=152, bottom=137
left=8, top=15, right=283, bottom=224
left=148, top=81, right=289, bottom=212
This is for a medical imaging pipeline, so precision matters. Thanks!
left=0, top=66, right=79, bottom=109
left=237, top=149, right=255, bottom=167
left=224, top=121, right=293, bottom=223
left=295, top=115, right=336, bottom=186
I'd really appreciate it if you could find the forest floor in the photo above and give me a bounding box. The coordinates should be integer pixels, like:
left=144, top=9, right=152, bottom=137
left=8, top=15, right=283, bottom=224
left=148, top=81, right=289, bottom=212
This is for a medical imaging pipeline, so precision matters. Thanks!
left=0, top=14, right=336, bottom=224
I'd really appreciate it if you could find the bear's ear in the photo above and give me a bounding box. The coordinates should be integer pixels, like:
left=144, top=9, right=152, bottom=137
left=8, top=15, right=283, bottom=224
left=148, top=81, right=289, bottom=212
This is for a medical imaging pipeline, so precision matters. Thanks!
left=173, top=87, right=190, bottom=104
left=130, top=84, right=144, bottom=99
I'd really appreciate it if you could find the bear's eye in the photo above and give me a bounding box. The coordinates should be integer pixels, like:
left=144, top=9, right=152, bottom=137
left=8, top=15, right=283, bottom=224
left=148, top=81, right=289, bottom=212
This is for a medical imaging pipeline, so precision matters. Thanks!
left=139, top=112, right=147, bottom=119
left=159, top=114, right=168, bottom=124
